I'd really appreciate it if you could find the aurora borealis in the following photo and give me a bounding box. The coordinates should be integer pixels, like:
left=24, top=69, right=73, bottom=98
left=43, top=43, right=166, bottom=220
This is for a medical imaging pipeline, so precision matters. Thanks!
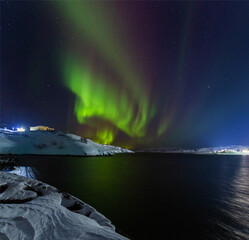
left=62, top=56, right=155, bottom=144
left=57, top=1, right=155, bottom=144
left=2, top=1, right=249, bottom=148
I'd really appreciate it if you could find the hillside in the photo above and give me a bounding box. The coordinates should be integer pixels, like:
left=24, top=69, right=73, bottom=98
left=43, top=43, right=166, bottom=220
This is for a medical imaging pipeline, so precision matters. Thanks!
left=0, top=129, right=132, bottom=156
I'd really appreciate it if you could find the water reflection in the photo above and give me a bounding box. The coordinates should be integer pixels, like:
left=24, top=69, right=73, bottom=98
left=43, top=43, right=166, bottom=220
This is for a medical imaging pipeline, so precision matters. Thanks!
left=217, top=156, right=249, bottom=239
left=68, top=156, right=133, bottom=208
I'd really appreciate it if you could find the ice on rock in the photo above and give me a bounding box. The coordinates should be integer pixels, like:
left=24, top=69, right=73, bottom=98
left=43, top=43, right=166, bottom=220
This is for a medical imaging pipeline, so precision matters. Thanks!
left=0, top=172, right=128, bottom=240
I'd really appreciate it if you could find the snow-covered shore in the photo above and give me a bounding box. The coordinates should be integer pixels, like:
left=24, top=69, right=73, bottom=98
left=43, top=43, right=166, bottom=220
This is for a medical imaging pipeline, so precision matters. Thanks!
left=0, top=171, right=128, bottom=240
left=135, top=145, right=249, bottom=155
left=0, top=129, right=132, bottom=156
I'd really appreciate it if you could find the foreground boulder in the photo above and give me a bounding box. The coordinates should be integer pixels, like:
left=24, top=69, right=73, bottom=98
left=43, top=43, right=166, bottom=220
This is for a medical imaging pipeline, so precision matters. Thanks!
left=0, top=172, right=128, bottom=240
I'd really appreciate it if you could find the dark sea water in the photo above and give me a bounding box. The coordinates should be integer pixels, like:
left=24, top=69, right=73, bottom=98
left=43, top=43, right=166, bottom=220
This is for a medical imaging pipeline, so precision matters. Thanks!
left=15, top=153, right=249, bottom=239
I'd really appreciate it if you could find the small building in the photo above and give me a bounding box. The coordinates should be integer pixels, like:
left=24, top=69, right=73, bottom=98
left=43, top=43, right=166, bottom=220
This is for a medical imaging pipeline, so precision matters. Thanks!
left=30, top=126, right=55, bottom=131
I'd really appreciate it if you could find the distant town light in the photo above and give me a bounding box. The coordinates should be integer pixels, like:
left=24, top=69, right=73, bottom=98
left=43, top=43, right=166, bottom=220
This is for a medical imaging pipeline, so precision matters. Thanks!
left=30, top=126, right=54, bottom=131
left=17, top=127, right=25, bottom=132
left=242, top=149, right=249, bottom=154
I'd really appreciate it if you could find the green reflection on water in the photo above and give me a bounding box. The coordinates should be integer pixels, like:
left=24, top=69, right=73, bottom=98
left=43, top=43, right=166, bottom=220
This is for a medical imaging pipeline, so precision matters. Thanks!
left=67, top=155, right=135, bottom=211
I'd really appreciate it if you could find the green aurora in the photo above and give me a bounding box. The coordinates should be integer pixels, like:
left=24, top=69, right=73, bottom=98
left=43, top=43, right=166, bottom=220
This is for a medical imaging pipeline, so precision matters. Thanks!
left=56, top=2, right=158, bottom=145
left=63, top=57, right=156, bottom=144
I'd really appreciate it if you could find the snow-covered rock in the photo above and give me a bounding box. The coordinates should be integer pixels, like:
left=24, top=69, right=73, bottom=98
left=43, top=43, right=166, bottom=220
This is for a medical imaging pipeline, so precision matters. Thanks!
left=0, top=171, right=128, bottom=240
left=6, top=166, right=36, bottom=179
left=0, top=129, right=132, bottom=156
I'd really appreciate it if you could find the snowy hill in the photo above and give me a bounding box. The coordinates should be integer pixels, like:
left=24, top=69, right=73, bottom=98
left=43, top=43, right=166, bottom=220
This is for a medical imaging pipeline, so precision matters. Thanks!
left=0, top=129, right=132, bottom=156
left=0, top=171, right=128, bottom=240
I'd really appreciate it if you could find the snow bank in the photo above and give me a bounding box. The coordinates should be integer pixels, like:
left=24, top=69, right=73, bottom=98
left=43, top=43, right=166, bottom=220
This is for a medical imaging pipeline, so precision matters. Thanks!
left=0, top=171, right=128, bottom=240
left=0, top=129, right=132, bottom=156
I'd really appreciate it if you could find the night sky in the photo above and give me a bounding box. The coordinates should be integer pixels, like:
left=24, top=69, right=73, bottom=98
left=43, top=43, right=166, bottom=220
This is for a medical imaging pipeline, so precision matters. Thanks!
left=1, top=1, right=249, bottom=148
